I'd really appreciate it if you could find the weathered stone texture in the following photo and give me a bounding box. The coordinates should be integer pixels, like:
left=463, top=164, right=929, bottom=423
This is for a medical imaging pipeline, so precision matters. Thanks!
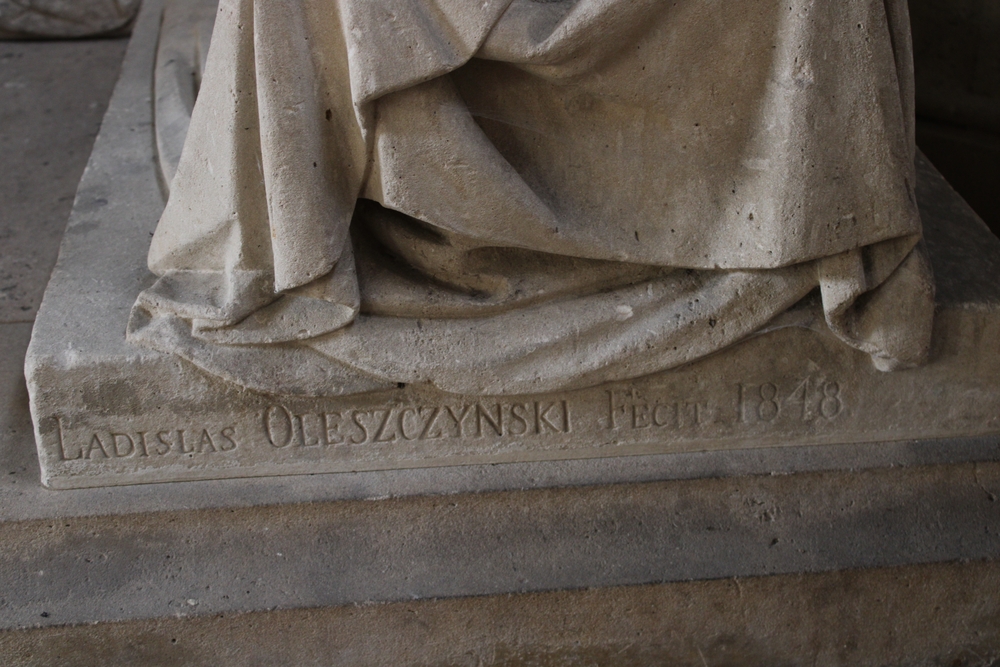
left=2, top=560, right=1000, bottom=666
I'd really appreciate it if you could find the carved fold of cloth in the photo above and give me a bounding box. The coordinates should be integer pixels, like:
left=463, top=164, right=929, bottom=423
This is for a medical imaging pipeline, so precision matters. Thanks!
left=128, top=0, right=935, bottom=396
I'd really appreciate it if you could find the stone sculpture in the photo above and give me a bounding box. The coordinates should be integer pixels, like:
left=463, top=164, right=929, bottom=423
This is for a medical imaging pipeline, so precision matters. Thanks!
left=127, top=0, right=935, bottom=397
left=0, top=0, right=140, bottom=38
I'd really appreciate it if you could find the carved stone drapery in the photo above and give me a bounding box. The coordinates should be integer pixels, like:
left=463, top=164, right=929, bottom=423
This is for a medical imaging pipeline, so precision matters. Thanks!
left=128, top=0, right=934, bottom=396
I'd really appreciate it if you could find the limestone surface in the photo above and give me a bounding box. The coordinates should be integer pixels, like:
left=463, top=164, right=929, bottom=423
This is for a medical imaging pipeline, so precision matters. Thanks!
left=22, top=0, right=1000, bottom=489
left=0, top=0, right=139, bottom=38
left=128, top=0, right=934, bottom=396
left=4, top=562, right=1000, bottom=666
left=5, top=3, right=1000, bottom=653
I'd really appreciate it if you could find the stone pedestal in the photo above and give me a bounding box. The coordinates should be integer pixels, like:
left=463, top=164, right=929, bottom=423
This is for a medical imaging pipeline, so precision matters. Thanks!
left=22, top=0, right=1000, bottom=490
left=2, top=2, right=999, bottom=663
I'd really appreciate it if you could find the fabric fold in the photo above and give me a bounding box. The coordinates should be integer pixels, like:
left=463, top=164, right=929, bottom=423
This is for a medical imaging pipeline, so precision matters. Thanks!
left=129, top=0, right=935, bottom=397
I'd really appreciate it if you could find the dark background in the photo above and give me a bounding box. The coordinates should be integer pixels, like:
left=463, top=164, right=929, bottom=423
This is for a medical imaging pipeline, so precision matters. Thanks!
left=911, top=0, right=1000, bottom=237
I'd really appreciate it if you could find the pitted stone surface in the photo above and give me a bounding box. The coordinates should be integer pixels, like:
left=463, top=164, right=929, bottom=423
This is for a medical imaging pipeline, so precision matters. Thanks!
left=1, top=4, right=999, bottom=645
left=3, top=560, right=1000, bottom=667
left=131, top=0, right=934, bottom=397
left=19, top=0, right=1000, bottom=491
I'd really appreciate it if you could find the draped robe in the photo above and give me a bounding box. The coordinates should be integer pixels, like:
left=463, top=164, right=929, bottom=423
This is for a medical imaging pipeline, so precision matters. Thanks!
left=128, top=0, right=935, bottom=396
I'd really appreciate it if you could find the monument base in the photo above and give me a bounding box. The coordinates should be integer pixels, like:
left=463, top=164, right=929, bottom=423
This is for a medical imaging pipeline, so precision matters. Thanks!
left=6, top=4, right=1000, bottom=658
left=24, top=0, right=1000, bottom=490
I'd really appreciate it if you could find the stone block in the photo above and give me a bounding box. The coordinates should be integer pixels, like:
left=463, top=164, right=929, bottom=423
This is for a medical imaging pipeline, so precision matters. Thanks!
left=23, top=0, right=1000, bottom=490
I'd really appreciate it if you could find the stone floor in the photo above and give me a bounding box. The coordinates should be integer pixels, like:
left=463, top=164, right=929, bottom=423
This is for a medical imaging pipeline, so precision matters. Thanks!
left=0, top=37, right=128, bottom=324
left=1, top=34, right=1000, bottom=667
left=2, top=560, right=1000, bottom=666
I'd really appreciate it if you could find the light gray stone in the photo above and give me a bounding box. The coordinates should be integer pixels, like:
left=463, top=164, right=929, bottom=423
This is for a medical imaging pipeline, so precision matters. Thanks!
left=3, top=560, right=1000, bottom=666
left=8, top=303, right=1000, bottom=629
left=0, top=0, right=139, bottom=39
left=7, top=321, right=1000, bottom=626
left=130, top=0, right=935, bottom=397
left=0, top=456, right=999, bottom=630
left=9, top=299, right=1000, bottom=649
left=154, top=0, right=214, bottom=187
left=0, top=38, right=128, bottom=323
left=5, top=3, right=1000, bottom=651
left=25, top=0, right=1000, bottom=490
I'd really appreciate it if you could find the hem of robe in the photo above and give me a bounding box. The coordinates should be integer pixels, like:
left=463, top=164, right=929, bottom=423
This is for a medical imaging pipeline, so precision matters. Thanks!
left=126, top=239, right=933, bottom=397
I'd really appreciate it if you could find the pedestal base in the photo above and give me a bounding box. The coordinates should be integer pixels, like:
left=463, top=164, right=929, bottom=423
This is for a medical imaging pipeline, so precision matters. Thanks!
left=24, top=0, right=1000, bottom=490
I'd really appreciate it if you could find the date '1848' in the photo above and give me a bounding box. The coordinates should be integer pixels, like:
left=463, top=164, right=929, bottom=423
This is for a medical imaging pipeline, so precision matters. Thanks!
left=609, top=376, right=846, bottom=431
left=738, top=378, right=844, bottom=423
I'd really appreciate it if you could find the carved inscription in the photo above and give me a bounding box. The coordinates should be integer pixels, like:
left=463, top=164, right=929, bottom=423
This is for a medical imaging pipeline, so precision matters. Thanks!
left=263, top=401, right=572, bottom=449
left=737, top=378, right=844, bottom=424
left=52, top=376, right=849, bottom=468
left=57, top=419, right=239, bottom=462
left=606, top=389, right=722, bottom=430
left=607, top=376, right=846, bottom=431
